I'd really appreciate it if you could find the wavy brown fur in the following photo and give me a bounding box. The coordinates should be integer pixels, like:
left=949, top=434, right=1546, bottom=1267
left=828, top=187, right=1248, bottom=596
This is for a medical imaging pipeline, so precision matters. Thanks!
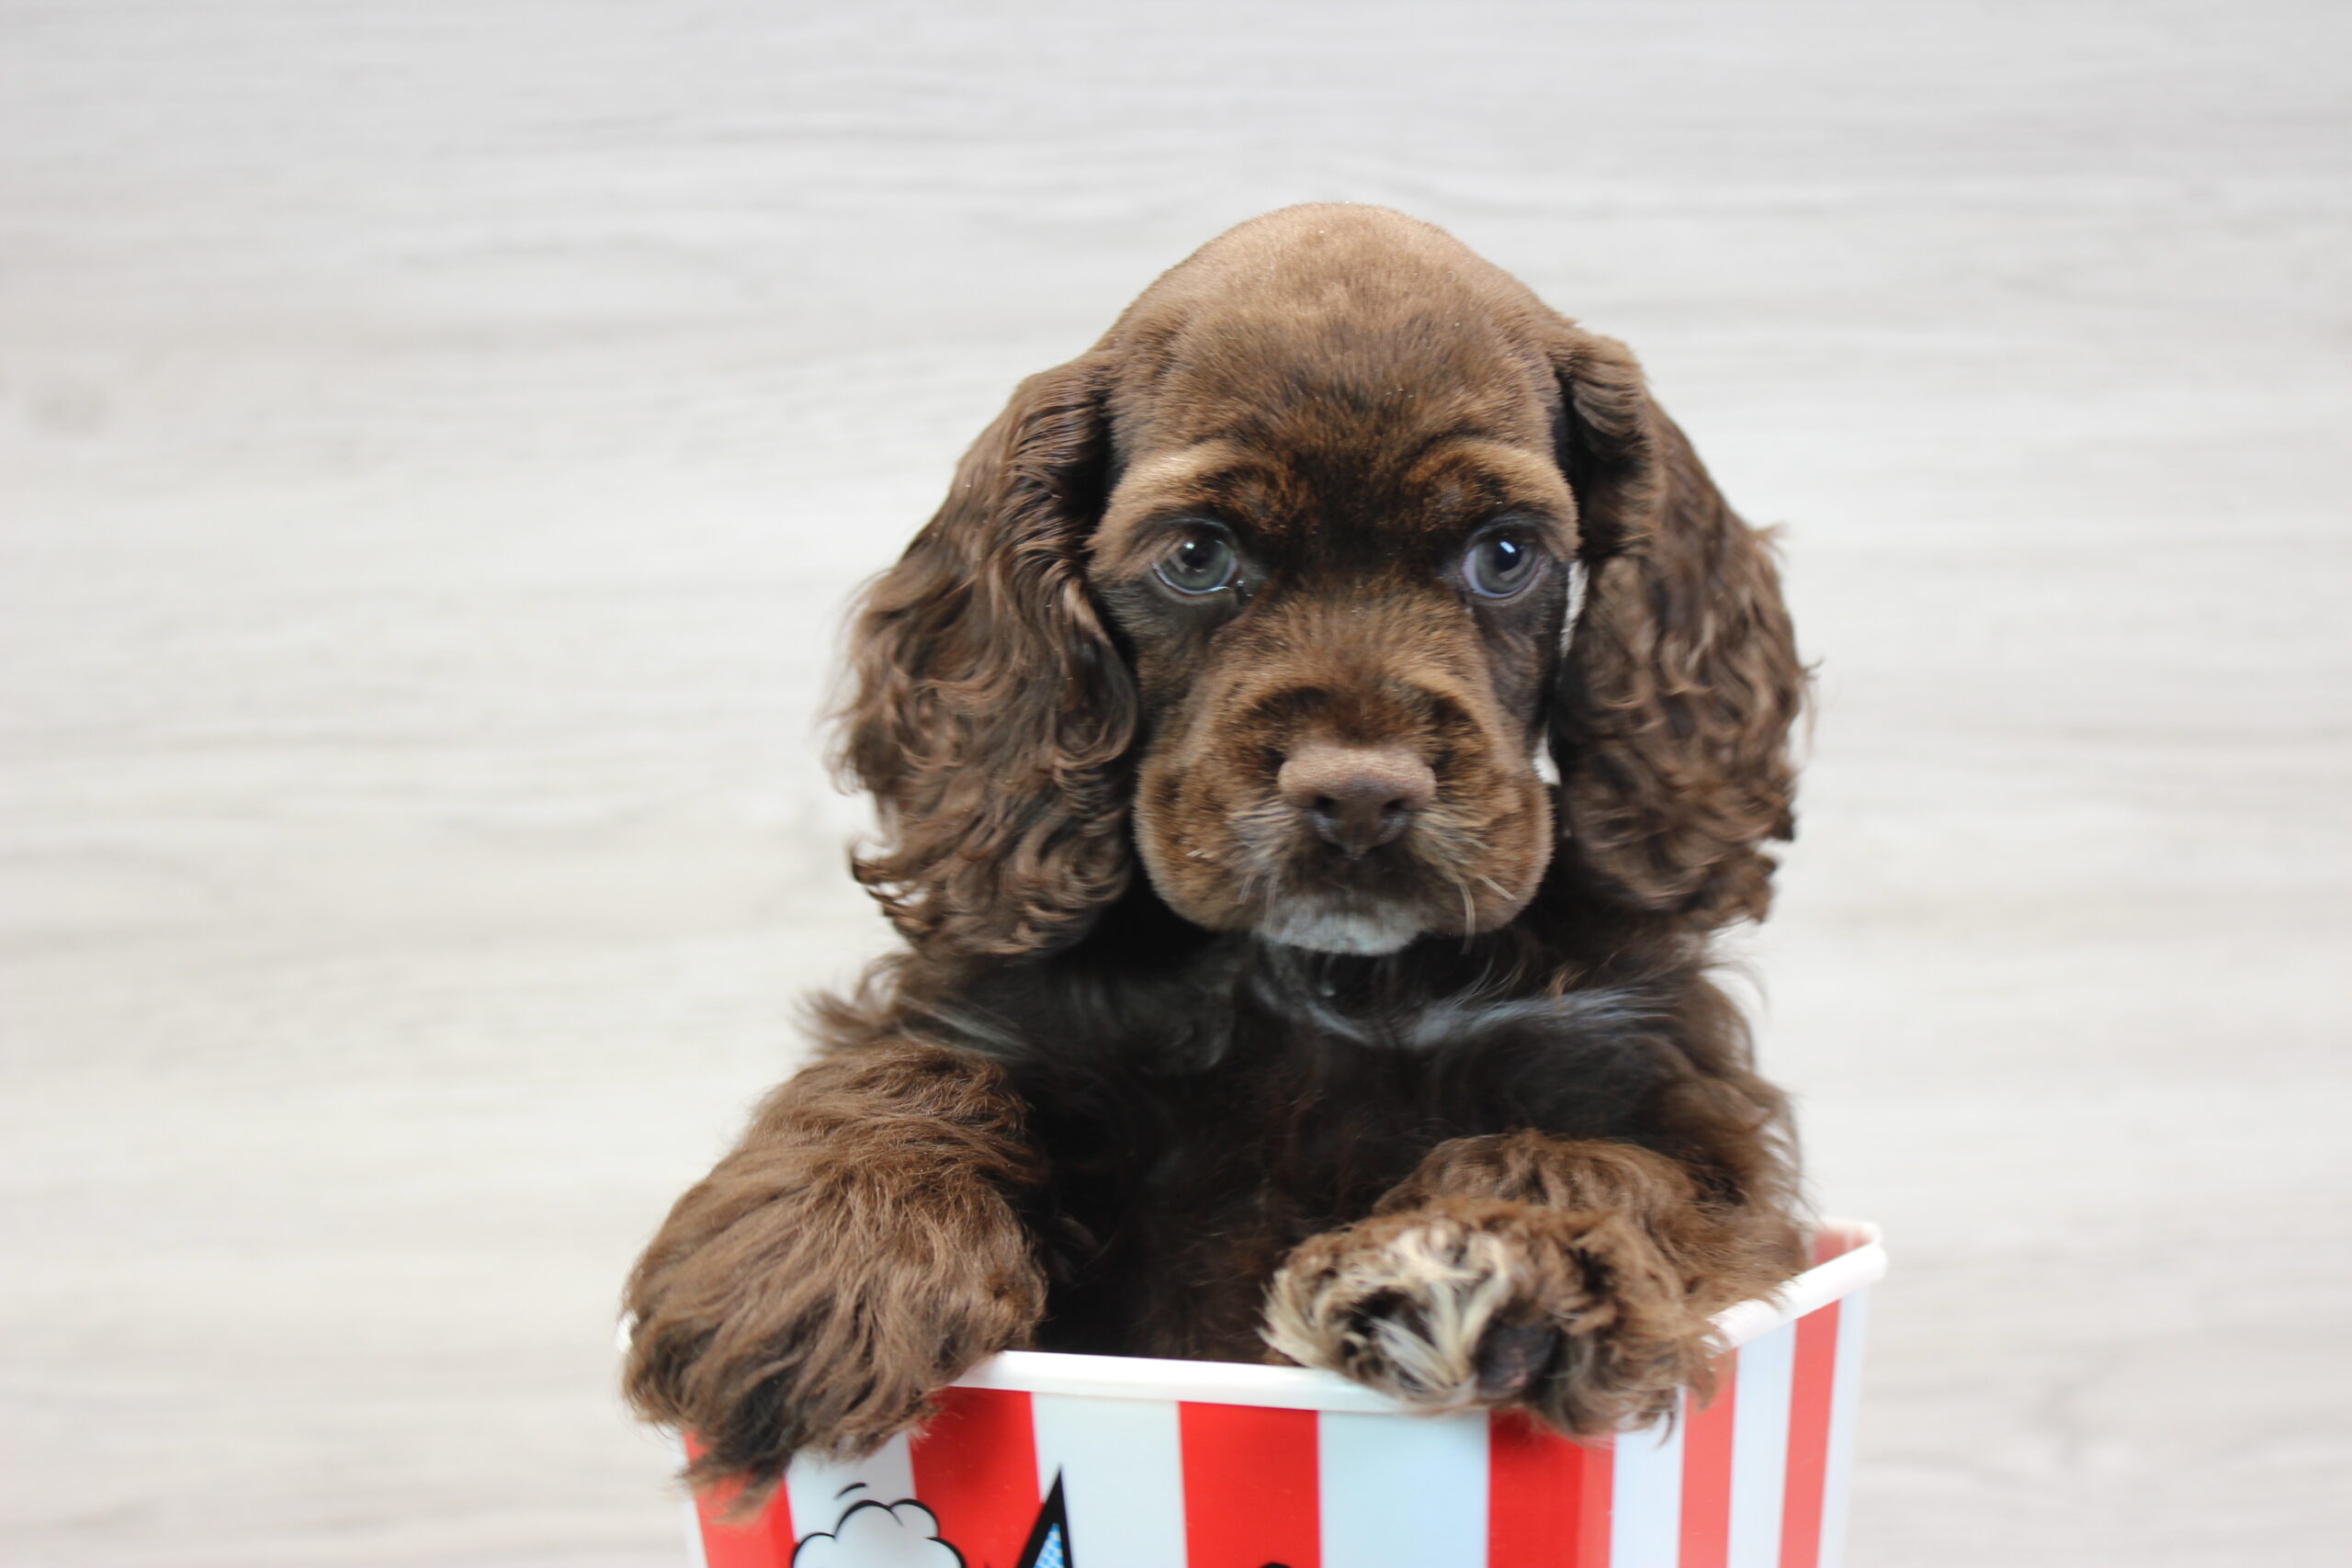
left=623, top=205, right=1809, bottom=1495
left=839, top=356, right=1137, bottom=958
left=621, top=1044, right=1046, bottom=1511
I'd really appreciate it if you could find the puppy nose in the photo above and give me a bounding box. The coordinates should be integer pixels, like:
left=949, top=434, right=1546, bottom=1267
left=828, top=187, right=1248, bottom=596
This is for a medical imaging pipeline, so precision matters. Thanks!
left=1277, top=744, right=1436, bottom=857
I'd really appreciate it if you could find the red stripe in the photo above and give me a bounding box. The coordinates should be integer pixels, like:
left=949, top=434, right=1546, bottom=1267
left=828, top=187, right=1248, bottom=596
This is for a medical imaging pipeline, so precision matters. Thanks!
left=682, top=1435, right=793, bottom=1568
left=1677, top=1352, right=1737, bottom=1568
left=1577, top=1433, right=1613, bottom=1567
left=1180, top=1401, right=1320, bottom=1568
left=1487, top=1413, right=1611, bottom=1566
left=908, top=1388, right=1041, bottom=1568
left=1778, top=1303, right=1842, bottom=1568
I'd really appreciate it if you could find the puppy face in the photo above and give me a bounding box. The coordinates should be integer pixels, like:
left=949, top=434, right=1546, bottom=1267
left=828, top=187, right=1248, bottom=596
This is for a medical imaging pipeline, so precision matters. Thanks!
left=1088, top=299, right=1582, bottom=954
left=840, top=204, right=1798, bottom=962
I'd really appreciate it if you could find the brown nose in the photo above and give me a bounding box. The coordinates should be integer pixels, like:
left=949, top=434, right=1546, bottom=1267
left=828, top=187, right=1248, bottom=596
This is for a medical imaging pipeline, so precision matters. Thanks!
left=1276, top=744, right=1436, bottom=857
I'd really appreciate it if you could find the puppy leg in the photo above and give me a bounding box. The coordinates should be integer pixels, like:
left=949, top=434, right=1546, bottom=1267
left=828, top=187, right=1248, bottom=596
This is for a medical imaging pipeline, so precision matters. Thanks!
left=1264, top=1134, right=1797, bottom=1432
left=622, top=1043, right=1046, bottom=1496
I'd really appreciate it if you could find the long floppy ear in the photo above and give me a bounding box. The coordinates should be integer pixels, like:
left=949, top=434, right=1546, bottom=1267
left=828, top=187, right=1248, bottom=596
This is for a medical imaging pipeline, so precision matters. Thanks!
left=1546, top=325, right=1804, bottom=925
left=835, top=354, right=1137, bottom=959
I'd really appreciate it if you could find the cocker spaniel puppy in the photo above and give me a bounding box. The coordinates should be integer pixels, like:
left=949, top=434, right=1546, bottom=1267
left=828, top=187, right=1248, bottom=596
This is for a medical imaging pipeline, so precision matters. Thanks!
left=623, top=204, right=1807, bottom=1495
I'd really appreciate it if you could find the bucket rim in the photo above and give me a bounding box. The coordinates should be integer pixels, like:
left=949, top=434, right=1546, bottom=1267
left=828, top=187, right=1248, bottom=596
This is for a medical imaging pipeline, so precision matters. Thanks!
left=947, top=1216, right=1886, bottom=1413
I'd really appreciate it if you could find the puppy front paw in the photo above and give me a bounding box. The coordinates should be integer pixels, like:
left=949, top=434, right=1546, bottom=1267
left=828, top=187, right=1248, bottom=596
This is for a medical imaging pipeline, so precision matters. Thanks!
left=1262, top=1198, right=1712, bottom=1433
left=623, top=1160, right=1046, bottom=1495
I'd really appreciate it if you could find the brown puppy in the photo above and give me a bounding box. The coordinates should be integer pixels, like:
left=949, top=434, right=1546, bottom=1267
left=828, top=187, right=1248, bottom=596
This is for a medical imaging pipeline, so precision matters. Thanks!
left=623, top=205, right=1807, bottom=1497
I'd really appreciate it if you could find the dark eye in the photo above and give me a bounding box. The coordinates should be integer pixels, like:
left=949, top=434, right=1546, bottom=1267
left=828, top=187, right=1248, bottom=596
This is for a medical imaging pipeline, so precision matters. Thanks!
left=1462, top=529, right=1544, bottom=599
left=1155, top=528, right=1239, bottom=596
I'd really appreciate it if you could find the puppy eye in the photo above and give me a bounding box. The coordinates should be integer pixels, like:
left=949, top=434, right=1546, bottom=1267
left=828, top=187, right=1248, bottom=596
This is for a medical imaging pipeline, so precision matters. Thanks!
left=1462, top=528, right=1544, bottom=600
left=1155, top=528, right=1240, bottom=596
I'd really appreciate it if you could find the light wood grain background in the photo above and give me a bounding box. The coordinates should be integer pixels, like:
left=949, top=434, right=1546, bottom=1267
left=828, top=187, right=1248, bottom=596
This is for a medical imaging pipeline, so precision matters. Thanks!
left=4, top=3, right=2347, bottom=1562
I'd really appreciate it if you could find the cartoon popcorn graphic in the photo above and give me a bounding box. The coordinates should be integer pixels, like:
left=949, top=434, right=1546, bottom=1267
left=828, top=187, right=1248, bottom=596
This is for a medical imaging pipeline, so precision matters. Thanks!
left=786, top=1477, right=1072, bottom=1568
left=785, top=1484, right=967, bottom=1568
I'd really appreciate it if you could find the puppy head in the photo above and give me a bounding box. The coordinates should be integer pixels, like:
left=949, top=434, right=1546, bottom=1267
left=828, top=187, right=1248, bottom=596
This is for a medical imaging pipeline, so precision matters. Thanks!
left=840, top=206, right=1799, bottom=961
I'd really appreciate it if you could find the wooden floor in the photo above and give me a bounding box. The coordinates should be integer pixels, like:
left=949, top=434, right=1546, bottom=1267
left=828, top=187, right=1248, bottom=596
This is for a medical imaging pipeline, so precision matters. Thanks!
left=4, top=3, right=2346, bottom=1562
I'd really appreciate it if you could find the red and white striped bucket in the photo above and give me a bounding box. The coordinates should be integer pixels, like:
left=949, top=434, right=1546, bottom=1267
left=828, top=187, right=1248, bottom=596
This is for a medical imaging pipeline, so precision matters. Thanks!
left=679, top=1219, right=1883, bottom=1568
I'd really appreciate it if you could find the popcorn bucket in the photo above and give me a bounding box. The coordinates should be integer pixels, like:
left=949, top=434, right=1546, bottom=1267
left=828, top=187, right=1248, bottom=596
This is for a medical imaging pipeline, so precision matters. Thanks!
left=678, top=1219, right=1883, bottom=1568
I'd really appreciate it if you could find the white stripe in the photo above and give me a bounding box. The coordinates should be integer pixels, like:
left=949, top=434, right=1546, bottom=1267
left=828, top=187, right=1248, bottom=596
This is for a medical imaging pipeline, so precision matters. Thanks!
left=1726, top=1323, right=1796, bottom=1568
left=1030, top=1394, right=1187, bottom=1568
left=678, top=1495, right=711, bottom=1568
left=1611, top=1407, right=1686, bottom=1568
left=1816, top=1289, right=1871, bottom=1568
left=667, top=1435, right=713, bottom=1568
left=783, top=1431, right=917, bottom=1545
left=1317, top=1411, right=1487, bottom=1568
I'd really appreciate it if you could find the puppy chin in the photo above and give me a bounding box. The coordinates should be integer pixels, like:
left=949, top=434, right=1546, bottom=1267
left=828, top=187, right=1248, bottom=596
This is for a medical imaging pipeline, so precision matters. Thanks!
left=1258, top=898, right=1427, bottom=956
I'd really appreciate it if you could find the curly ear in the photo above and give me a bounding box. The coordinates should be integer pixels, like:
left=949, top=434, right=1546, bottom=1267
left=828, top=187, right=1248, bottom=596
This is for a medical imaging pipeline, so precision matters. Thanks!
left=1546, top=326, right=1804, bottom=925
left=836, top=355, right=1137, bottom=959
